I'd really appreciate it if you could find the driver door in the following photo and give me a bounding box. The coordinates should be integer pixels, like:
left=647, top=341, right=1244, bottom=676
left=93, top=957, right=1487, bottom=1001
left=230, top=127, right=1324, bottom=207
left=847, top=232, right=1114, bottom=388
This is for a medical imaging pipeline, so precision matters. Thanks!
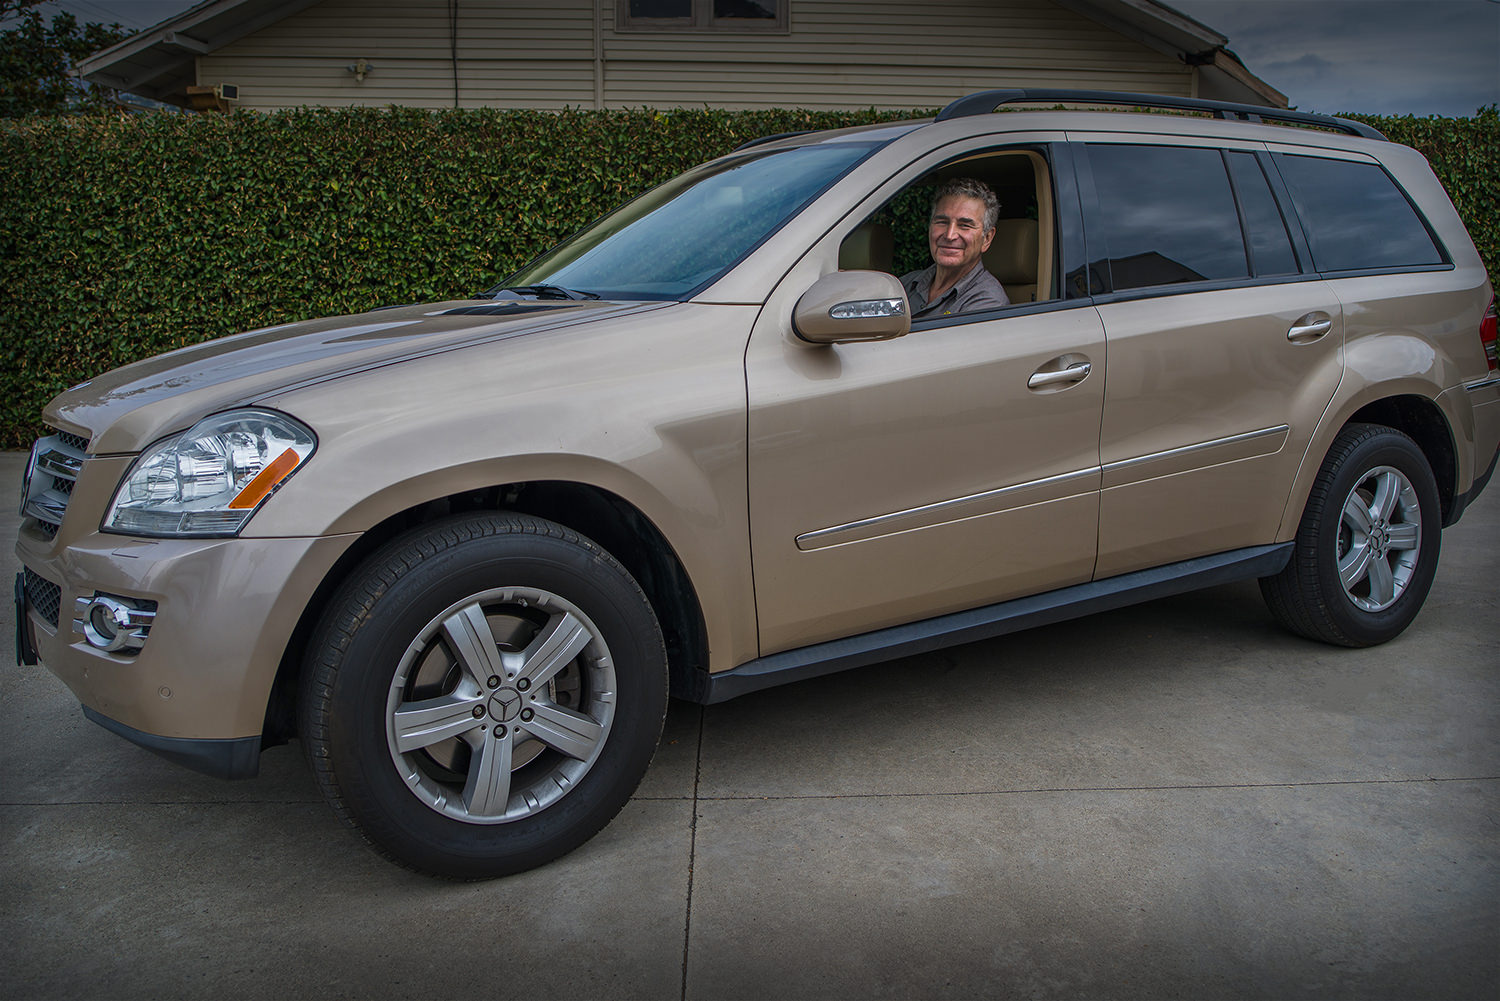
left=745, top=272, right=1105, bottom=655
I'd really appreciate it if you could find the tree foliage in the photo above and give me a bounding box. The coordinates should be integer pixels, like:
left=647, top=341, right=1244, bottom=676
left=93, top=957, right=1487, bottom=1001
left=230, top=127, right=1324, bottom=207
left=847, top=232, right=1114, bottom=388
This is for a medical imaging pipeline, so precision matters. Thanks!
left=0, top=0, right=127, bottom=117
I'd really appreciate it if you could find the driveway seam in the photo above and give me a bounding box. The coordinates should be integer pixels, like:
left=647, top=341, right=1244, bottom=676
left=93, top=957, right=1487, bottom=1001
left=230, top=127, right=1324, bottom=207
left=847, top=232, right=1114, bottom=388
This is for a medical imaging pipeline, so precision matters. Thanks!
left=680, top=774, right=1500, bottom=801
left=680, top=704, right=705, bottom=1001
left=4, top=775, right=1489, bottom=809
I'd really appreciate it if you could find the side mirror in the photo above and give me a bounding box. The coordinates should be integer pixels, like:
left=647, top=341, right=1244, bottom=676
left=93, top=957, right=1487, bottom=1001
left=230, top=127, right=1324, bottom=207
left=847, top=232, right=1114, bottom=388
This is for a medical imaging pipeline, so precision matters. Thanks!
left=792, top=271, right=910, bottom=345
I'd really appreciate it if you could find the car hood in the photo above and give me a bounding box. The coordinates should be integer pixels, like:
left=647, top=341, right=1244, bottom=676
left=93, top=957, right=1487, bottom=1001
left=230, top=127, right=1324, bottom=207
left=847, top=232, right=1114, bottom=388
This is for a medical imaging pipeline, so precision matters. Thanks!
left=46, top=299, right=670, bottom=454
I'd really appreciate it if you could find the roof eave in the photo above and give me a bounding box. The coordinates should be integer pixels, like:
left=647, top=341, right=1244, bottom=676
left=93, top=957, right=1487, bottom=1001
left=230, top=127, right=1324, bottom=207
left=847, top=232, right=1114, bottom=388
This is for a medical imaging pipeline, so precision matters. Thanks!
left=75, top=0, right=320, bottom=101
left=1204, top=49, right=1288, bottom=109
left=1055, top=0, right=1287, bottom=108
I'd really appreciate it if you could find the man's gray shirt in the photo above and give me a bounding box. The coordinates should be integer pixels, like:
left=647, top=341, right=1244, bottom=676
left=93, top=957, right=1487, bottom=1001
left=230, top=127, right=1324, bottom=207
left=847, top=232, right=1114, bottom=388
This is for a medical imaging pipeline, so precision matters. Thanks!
left=900, top=263, right=1010, bottom=318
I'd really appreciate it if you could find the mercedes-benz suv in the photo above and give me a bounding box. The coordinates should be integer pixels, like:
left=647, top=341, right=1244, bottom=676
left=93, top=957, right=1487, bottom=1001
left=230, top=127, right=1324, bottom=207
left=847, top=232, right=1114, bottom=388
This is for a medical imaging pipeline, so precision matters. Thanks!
left=17, top=90, right=1499, bottom=877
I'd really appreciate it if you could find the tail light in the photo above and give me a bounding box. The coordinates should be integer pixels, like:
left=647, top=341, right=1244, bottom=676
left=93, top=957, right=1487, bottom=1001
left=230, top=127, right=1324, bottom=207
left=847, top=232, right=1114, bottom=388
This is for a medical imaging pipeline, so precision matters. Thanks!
left=1482, top=296, right=1498, bottom=371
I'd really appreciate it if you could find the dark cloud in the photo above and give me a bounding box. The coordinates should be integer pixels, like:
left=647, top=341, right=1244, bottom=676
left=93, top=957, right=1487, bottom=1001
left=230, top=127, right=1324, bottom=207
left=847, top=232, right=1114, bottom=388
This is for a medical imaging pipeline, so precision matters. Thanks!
left=1259, top=53, right=1340, bottom=76
left=1172, top=0, right=1499, bottom=116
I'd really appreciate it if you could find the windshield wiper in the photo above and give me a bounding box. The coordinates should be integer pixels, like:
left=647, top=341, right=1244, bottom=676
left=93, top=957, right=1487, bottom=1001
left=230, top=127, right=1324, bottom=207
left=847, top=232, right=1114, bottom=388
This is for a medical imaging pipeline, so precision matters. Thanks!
left=488, top=284, right=600, bottom=301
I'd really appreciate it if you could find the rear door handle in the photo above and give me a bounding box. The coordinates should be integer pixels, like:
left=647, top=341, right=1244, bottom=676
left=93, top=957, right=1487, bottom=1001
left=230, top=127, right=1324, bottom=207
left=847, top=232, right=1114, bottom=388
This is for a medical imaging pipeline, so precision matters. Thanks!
left=1028, top=361, right=1092, bottom=389
left=1288, top=312, right=1333, bottom=343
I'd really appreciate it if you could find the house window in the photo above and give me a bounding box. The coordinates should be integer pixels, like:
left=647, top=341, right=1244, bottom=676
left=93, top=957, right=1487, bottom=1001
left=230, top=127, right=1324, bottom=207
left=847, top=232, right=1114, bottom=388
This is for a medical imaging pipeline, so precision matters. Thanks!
left=617, top=0, right=788, bottom=32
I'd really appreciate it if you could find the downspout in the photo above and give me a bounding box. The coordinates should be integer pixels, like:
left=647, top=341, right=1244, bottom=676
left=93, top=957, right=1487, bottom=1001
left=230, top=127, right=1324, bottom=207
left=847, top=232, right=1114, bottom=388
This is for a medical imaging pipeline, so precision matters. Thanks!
left=449, top=0, right=460, bottom=108
left=594, top=0, right=605, bottom=109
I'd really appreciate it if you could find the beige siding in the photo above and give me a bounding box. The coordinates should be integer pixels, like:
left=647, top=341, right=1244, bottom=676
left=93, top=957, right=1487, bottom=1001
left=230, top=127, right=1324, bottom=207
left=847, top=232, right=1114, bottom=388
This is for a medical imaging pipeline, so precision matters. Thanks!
left=197, top=0, right=1192, bottom=112
left=198, top=0, right=598, bottom=110
left=600, top=0, right=1190, bottom=109
left=198, top=56, right=596, bottom=109
left=602, top=62, right=1189, bottom=110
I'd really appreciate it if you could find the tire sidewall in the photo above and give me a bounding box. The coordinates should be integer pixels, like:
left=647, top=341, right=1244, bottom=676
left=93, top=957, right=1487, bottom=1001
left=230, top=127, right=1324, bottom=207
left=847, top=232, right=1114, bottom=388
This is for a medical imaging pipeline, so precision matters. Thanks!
left=319, top=518, right=666, bottom=877
left=1310, top=430, right=1442, bottom=646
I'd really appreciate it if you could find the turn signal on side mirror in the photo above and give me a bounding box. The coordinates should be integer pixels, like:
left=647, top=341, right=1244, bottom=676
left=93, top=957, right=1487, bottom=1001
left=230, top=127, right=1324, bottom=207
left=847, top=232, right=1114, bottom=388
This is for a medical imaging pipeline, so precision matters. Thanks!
left=829, top=298, right=906, bottom=320
left=793, top=271, right=910, bottom=344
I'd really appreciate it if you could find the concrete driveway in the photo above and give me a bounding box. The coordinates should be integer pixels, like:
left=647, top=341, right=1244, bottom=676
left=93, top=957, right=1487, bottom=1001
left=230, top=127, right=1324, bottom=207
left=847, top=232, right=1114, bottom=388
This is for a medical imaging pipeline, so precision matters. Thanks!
left=3, top=448, right=1496, bottom=1000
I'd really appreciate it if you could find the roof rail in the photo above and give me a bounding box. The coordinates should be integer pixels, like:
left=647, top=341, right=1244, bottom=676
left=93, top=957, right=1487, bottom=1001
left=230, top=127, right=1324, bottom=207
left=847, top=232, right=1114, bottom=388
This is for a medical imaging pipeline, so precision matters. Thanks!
left=934, top=89, right=1386, bottom=141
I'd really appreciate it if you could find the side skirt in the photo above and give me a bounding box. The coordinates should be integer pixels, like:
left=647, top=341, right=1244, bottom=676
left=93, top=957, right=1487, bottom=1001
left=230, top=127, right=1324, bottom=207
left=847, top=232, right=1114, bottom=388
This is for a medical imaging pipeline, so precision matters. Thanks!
left=697, top=543, right=1294, bottom=705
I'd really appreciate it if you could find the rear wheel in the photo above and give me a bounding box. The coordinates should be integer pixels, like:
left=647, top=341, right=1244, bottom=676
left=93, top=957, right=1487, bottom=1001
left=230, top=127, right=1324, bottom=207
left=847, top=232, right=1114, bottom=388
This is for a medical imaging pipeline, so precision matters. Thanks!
left=300, top=512, right=667, bottom=878
left=1261, top=423, right=1441, bottom=646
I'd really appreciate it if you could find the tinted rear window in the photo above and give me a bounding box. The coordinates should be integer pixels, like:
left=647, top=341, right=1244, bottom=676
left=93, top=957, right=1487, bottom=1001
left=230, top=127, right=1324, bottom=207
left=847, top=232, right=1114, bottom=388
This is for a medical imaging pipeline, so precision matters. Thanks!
left=1085, top=144, right=1248, bottom=291
left=1273, top=154, right=1444, bottom=273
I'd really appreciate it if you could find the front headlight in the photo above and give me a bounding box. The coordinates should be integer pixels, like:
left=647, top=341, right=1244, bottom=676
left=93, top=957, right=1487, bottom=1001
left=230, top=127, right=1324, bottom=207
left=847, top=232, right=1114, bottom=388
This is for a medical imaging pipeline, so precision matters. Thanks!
left=104, top=409, right=317, bottom=537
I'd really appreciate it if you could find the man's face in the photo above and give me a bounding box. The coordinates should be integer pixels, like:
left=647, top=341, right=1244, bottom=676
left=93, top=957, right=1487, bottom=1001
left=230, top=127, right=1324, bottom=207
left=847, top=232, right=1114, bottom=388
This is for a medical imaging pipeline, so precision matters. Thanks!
left=928, top=194, right=995, bottom=274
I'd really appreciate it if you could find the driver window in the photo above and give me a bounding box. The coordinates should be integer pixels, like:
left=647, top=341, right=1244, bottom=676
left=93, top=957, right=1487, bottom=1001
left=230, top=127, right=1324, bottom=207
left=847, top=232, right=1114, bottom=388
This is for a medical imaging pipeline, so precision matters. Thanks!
left=838, top=150, right=1057, bottom=313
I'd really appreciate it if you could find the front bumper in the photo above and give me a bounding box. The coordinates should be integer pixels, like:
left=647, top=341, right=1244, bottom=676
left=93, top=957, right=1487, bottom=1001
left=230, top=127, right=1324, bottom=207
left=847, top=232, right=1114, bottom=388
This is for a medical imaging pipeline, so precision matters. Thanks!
left=16, top=523, right=356, bottom=777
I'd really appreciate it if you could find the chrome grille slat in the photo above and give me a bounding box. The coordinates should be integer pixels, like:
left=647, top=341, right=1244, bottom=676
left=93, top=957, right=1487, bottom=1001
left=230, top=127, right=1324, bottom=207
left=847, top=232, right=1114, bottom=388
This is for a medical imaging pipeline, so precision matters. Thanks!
left=36, top=451, right=82, bottom=478
left=20, top=429, right=89, bottom=537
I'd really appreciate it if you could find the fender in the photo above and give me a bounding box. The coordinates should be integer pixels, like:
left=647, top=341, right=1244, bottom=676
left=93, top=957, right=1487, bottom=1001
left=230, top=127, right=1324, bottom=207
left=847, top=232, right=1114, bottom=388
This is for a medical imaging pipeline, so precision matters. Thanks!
left=251, top=302, right=763, bottom=675
left=1275, top=331, right=1467, bottom=541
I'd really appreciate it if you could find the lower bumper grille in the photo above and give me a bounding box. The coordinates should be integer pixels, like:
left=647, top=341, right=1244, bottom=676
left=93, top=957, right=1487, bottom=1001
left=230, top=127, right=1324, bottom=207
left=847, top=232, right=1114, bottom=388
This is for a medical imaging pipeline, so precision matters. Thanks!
left=23, top=568, right=62, bottom=628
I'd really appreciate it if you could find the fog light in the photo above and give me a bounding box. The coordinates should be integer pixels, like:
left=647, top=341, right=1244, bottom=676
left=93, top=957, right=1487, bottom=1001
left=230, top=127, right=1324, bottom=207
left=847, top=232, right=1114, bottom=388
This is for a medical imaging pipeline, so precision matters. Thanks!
left=74, top=594, right=157, bottom=653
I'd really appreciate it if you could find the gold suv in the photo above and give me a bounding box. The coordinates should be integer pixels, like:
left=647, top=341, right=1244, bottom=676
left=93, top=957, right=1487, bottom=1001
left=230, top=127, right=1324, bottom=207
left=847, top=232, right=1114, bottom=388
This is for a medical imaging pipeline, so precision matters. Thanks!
left=16, top=90, right=1500, bottom=877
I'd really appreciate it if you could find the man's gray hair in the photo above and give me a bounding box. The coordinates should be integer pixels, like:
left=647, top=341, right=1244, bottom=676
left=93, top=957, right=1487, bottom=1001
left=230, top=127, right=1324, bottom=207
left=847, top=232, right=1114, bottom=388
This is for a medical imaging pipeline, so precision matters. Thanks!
left=931, top=177, right=1000, bottom=233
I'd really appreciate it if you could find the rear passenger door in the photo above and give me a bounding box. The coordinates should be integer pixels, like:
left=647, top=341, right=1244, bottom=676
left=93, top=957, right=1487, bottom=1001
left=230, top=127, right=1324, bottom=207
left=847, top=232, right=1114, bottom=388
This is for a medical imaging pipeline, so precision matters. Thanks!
left=1072, top=138, right=1345, bottom=578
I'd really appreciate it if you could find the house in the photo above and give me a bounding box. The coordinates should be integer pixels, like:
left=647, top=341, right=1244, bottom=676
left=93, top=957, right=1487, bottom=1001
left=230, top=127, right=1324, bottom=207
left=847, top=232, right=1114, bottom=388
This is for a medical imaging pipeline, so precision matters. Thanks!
left=76, top=0, right=1286, bottom=114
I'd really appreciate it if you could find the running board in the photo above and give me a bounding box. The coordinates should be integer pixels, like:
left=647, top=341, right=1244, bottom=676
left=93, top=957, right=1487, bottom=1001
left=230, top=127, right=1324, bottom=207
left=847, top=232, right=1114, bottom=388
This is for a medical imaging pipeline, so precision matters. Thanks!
left=697, top=543, right=1293, bottom=704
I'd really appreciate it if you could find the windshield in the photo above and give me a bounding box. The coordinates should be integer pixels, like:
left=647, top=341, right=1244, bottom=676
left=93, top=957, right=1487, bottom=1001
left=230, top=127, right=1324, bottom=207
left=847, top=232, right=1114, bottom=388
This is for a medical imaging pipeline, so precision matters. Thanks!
left=498, top=142, right=877, bottom=300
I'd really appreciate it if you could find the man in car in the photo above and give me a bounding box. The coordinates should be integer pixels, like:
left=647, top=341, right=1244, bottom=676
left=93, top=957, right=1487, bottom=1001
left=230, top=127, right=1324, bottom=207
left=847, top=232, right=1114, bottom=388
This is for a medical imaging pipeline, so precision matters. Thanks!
left=900, top=177, right=1010, bottom=318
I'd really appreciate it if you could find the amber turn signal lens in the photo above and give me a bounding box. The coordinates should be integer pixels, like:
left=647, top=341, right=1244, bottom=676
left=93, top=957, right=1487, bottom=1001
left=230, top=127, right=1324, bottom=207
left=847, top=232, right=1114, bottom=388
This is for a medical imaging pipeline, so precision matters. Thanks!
left=229, top=447, right=301, bottom=509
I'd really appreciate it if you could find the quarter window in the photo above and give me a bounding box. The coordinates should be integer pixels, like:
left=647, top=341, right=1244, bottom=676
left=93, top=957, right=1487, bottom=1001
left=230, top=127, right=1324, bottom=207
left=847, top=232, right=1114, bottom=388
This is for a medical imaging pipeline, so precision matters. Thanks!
left=1084, top=145, right=1249, bottom=292
left=1273, top=153, right=1444, bottom=273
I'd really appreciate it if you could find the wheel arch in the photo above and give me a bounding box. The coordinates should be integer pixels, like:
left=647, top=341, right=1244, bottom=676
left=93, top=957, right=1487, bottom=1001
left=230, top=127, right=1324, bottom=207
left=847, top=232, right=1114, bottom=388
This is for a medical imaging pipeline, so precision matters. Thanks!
left=1345, top=396, right=1457, bottom=523
left=1277, top=388, right=1460, bottom=542
left=261, top=480, right=712, bottom=745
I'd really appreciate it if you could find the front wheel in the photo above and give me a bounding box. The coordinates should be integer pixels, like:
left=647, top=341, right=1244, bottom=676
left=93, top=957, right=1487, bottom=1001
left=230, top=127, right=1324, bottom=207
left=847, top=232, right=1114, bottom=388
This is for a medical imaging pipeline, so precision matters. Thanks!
left=1261, top=423, right=1442, bottom=647
left=300, top=513, right=667, bottom=878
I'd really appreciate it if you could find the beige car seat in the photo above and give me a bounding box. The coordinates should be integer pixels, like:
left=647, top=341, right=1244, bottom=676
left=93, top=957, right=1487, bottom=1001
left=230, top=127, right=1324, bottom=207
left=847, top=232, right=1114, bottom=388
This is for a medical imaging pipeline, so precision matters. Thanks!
left=838, top=221, right=895, bottom=273
left=983, top=218, right=1039, bottom=303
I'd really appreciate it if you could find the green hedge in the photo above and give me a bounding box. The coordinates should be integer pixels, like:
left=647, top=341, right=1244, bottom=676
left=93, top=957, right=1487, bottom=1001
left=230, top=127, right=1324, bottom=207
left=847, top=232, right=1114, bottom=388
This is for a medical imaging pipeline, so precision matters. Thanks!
left=2, top=105, right=1496, bottom=448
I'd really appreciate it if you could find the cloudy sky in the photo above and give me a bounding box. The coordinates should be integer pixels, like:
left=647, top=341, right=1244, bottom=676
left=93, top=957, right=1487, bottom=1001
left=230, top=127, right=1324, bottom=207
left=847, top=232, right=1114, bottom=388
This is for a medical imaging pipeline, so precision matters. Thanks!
left=24, top=0, right=1500, bottom=118
left=1173, top=0, right=1499, bottom=116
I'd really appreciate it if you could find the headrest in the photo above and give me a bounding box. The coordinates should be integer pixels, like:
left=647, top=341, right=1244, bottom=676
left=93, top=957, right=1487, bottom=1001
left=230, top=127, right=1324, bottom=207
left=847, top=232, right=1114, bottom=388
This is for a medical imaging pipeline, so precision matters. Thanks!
left=983, top=218, right=1039, bottom=284
left=839, top=221, right=894, bottom=274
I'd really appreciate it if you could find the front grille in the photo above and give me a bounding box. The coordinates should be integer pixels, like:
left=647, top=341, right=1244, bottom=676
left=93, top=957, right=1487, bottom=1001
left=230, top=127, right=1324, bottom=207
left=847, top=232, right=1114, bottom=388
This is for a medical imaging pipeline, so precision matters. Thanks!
left=23, top=568, right=62, bottom=628
left=20, top=428, right=89, bottom=539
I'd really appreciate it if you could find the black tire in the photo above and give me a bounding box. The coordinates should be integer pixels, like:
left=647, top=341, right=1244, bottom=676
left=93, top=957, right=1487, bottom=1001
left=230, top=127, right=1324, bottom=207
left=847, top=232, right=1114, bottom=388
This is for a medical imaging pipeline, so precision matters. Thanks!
left=299, top=512, right=667, bottom=878
left=1260, top=423, right=1442, bottom=647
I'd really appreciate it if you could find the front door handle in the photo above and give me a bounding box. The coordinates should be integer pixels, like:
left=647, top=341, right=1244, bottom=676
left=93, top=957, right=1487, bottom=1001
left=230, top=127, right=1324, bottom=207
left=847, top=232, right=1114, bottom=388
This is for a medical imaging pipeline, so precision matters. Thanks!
left=1288, top=312, right=1333, bottom=343
left=1028, top=361, right=1092, bottom=389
